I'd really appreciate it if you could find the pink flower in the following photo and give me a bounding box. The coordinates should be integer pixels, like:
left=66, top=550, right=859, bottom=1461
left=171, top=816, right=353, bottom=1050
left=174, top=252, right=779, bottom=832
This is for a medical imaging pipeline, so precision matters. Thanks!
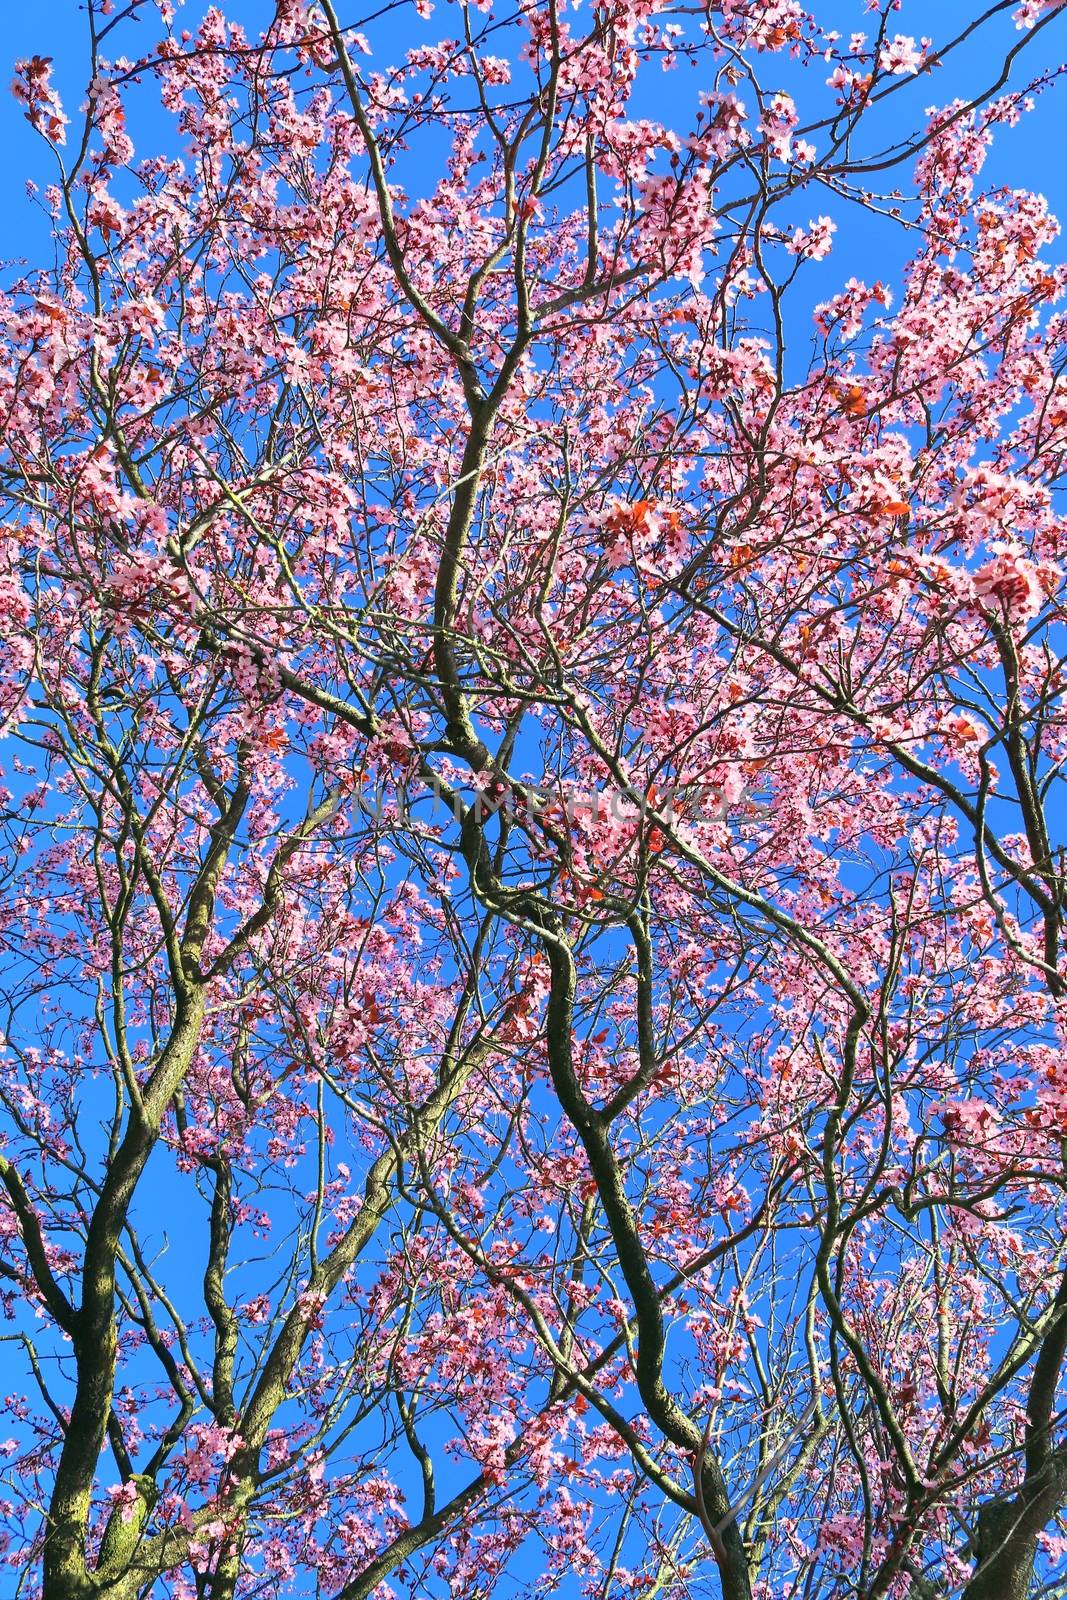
left=263, top=1538, right=294, bottom=1579
left=879, top=34, right=924, bottom=74
left=105, top=1481, right=141, bottom=1524
left=787, top=216, right=837, bottom=260
left=12, top=55, right=68, bottom=144
left=972, top=548, right=1045, bottom=622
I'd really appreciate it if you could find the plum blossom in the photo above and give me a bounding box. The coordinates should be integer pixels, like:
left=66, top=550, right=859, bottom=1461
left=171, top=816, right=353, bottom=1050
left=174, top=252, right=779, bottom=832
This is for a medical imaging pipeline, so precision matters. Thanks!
left=12, top=56, right=68, bottom=143
left=1014, top=0, right=1065, bottom=26
left=759, top=91, right=798, bottom=161
left=878, top=34, right=925, bottom=74
left=787, top=215, right=837, bottom=260
left=105, top=1481, right=141, bottom=1524
left=697, top=91, right=748, bottom=159
left=972, top=546, right=1046, bottom=622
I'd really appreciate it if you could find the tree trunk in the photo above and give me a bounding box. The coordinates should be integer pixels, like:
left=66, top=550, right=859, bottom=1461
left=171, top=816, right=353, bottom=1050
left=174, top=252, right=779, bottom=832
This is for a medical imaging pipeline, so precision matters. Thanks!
left=962, top=1476, right=1063, bottom=1600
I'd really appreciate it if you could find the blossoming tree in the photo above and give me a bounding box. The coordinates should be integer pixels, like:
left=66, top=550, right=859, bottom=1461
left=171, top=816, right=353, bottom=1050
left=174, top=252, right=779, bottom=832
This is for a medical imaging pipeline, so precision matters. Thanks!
left=2, top=1, right=1067, bottom=1597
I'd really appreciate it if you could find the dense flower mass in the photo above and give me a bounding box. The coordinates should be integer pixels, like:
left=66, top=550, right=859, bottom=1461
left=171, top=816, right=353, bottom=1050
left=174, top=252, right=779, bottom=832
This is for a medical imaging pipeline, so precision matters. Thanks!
left=1, top=2, right=1067, bottom=1599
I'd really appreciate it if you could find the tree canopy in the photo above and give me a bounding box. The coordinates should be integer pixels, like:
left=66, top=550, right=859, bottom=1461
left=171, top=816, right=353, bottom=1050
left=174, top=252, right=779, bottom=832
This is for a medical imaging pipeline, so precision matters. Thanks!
left=2, top=3, right=1067, bottom=1597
